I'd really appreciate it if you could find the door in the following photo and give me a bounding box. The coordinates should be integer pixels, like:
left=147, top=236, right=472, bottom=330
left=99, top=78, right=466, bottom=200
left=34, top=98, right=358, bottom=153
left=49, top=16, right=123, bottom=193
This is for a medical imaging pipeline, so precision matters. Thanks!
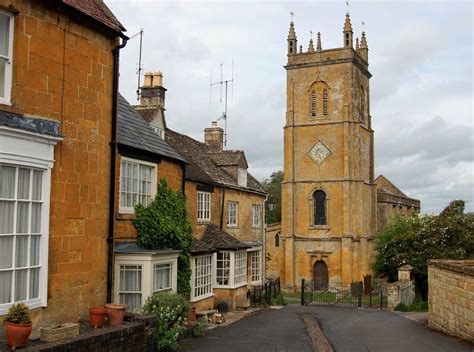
left=313, top=260, right=328, bottom=291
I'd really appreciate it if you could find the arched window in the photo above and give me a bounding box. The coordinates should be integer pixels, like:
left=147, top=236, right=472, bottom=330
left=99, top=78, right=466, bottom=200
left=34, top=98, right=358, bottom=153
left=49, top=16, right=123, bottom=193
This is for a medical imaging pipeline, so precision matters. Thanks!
left=275, top=233, right=280, bottom=247
left=309, top=81, right=329, bottom=118
left=313, top=190, right=327, bottom=225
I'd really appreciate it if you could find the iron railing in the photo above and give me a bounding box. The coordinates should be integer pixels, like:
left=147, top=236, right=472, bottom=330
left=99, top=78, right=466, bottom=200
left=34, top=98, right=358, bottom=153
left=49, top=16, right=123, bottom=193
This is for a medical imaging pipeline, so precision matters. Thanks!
left=248, top=278, right=281, bottom=306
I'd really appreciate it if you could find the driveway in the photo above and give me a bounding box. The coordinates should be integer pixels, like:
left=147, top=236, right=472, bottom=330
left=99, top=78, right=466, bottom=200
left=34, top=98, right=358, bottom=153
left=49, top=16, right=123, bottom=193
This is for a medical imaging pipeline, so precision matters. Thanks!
left=181, top=306, right=473, bottom=352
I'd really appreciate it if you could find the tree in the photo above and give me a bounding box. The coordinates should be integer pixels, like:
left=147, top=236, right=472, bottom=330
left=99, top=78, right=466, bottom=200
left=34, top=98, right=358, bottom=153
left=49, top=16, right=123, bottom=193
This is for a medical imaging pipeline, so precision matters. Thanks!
left=133, top=179, right=193, bottom=297
left=372, top=200, right=474, bottom=300
left=261, top=170, right=283, bottom=224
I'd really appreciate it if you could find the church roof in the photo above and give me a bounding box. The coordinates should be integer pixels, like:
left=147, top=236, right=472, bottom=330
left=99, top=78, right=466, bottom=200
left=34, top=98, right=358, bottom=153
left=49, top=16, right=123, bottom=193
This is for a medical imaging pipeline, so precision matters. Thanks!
left=375, top=175, right=409, bottom=198
left=117, top=94, right=186, bottom=164
left=165, top=129, right=265, bottom=195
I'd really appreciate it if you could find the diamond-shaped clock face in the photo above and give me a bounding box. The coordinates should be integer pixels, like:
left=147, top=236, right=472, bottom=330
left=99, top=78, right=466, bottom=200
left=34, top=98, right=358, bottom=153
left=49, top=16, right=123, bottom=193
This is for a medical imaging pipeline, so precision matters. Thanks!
left=307, top=141, right=332, bottom=166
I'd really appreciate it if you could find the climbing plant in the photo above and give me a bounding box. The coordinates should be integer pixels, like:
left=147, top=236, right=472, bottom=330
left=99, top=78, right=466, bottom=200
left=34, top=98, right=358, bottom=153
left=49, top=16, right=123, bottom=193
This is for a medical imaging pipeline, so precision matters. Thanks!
left=134, top=179, right=193, bottom=297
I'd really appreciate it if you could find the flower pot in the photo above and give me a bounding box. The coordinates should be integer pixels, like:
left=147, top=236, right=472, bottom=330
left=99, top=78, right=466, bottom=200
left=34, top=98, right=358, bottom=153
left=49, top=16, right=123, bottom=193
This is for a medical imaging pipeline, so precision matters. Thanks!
left=5, top=322, right=32, bottom=350
left=105, top=304, right=127, bottom=326
left=89, top=307, right=107, bottom=328
left=187, top=306, right=197, bottom=327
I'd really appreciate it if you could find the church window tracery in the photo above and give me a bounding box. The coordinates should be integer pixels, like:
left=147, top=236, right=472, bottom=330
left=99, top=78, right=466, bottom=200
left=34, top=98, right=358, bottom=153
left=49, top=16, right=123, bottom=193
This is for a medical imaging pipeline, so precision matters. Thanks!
left=313, top=190, right=327, bottom=225
left=309, top=81, right=329, bottom=118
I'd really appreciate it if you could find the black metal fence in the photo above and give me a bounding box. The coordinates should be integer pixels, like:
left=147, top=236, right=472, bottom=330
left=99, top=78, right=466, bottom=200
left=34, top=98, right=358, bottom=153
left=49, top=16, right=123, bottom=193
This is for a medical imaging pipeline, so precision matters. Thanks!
left=248, top=278, right=281, bottom=306
left=300, top=278, right=387, bottom=309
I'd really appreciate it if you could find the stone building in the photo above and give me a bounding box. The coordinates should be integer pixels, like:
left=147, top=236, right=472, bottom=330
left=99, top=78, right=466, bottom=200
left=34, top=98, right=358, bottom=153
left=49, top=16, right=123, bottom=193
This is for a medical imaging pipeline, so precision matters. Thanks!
left=269, top=14, right=420, bottom=291
left=134, top=73, right=267, bottom=311
left=0, top=0, right=125, bottom=324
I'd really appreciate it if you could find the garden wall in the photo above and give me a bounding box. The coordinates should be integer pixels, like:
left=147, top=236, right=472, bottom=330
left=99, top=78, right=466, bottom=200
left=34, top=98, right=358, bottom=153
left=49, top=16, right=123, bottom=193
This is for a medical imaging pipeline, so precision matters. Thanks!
left=428, top=259, right=474, bottom=342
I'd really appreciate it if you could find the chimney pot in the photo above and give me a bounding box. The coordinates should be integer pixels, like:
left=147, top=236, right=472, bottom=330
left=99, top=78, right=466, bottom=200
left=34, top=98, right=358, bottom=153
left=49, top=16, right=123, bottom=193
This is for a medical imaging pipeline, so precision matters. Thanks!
left=204, top=122, right=224, bottom=151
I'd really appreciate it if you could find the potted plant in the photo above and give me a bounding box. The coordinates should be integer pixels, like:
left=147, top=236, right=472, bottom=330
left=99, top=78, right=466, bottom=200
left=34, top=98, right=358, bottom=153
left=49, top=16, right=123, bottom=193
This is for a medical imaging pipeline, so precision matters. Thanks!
left=105, top=303, right=128, bottom=326
left=89, top=307, right=107, bottom=328
left=3, top=303, right=32, bottom=350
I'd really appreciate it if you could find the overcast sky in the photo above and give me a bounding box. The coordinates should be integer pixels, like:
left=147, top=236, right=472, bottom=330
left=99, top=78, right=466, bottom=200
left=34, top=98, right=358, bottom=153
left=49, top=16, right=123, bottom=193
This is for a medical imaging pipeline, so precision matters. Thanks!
left=107, top=0, right=473, bottom=214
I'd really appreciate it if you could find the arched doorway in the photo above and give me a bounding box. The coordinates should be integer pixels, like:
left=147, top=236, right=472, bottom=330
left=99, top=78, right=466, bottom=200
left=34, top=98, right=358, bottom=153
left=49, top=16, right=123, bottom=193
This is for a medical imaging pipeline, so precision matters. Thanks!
left=313, top=260, right=328, bottom=290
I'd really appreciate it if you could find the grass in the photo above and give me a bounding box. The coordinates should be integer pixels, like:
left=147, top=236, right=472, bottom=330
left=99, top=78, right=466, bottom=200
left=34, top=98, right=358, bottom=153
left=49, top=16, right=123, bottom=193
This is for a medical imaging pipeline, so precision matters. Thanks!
left=395, top=300, right=428, bottom=312
left=282, top=291, right=387, bottom=307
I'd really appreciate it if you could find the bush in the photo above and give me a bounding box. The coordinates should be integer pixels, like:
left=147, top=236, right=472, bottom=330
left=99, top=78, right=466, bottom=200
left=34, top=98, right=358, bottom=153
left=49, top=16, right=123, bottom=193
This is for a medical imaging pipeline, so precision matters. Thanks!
left=269, top=293, right=287, bottom=306
left=134, top=179, right=193, bottom=297
left=192, top=322, right=207, bottom=337
left=3, top=303, right=31, bottom=324
left=142, top=292, right=190, bottom=351
left=394, top=300, right=428, bottom=312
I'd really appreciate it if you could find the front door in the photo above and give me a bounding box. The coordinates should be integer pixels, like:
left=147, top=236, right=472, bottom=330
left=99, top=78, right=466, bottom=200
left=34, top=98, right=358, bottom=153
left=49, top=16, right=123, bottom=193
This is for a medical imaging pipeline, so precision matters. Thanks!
left=313, top=260, right=328, bottom=290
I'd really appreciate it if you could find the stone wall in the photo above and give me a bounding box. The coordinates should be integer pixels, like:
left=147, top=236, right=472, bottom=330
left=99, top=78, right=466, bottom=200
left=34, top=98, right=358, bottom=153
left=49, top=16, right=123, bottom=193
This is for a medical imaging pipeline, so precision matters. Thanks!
left=265, top=223, right=281, bottom=279
left=428, top=260, right=474, bottom=342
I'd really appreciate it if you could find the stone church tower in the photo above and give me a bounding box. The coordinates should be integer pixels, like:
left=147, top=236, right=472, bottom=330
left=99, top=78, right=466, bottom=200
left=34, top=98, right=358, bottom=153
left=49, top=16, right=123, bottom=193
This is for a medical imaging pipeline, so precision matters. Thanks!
left=280, top=14, right=376, bottom=290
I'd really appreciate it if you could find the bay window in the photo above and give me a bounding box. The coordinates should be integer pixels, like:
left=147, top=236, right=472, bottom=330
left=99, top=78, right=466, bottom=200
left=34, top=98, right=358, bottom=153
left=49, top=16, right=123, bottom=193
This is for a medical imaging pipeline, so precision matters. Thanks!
left=215, top=250, right=247, bottom=288
left=216, top=252, right=230, bottom=285
left=191, top=254, right=213, bottom=301
left=250, top=250, right=261, bottom=283
left=118, top=265, right=142, bottom=313
left=154, top=263, right=172, bottom=293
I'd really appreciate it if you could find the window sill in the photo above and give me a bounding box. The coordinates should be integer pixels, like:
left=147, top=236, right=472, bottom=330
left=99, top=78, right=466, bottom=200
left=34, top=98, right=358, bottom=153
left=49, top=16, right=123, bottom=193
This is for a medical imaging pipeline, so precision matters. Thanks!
left=214, top=282, right=247, bottom=290
left=0, top=100, right=12, bottom=107
left=309, top=225, right=330, bottom=230
left=251, top=225, right=262, bottom=229
left=117, top=212, right=136, bottom=220
left=0, top=299, right=45, bottom=316
left=197, top=220, right=211, bottom=224
left=191, top=292, right=215, bottom=303
left=226, top=225, right=238, bottom=229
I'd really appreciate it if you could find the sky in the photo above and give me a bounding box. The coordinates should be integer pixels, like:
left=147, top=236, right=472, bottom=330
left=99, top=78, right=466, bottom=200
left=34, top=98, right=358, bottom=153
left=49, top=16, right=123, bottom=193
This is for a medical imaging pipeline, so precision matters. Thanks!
left=106, top=0, right=474, bottom=214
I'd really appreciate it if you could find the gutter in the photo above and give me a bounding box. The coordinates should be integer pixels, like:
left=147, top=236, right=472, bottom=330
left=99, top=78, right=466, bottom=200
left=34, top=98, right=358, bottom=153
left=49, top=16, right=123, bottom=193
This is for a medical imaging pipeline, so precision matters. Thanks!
left=107, top=36, right=128, bottom=304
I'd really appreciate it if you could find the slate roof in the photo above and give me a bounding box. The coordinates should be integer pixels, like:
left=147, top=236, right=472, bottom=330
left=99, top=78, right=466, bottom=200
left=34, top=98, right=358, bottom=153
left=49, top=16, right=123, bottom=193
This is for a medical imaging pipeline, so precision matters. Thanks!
left=0, top=110, right=62, bottom=138
left=165, top=129, right=266, bottom=194
left=62, top=0, right=125, bottom=33
left=117, top=94, right=186, bottom=163
left=115, top=242, right=181, bottom=256
left=191, top=224, right=249, bottom=254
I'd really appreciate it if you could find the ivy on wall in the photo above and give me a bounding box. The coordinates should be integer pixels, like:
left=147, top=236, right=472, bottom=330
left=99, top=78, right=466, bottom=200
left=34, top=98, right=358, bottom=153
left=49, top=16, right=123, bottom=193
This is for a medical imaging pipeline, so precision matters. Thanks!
left=134, top=179, right=193, bottom=297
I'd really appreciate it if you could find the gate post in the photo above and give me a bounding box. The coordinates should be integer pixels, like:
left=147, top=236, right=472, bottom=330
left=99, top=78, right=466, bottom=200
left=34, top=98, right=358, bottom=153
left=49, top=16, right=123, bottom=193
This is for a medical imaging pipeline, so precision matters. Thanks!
left=358, top=293, right=362, bottom=308
left=380, top=290, right=383, bottom=310
left=301, top=279, right=305, bottom=305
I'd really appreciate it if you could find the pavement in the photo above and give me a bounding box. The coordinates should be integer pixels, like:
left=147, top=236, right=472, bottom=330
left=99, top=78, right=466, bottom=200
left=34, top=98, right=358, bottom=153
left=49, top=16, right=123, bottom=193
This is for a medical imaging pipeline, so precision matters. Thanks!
left=181, top=305, right=474, bottom=352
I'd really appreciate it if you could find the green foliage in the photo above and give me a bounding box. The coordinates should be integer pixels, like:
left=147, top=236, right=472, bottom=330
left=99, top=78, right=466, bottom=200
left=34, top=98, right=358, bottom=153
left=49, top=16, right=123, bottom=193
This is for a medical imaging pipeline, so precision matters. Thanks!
left=394, top=300, right=428, bottom=312
left=141, top=293, right=190, bottom=352
left=3, top=303, right=31, bottom=324
left=134, top=179, right=193, bottom=297
left=269, top=293, right=287, bottom=306
left=373, top=200, right=474, bottom=299
left=192, top=322, right=207, bottom=337
left=261, top=170, right=283, bottom=224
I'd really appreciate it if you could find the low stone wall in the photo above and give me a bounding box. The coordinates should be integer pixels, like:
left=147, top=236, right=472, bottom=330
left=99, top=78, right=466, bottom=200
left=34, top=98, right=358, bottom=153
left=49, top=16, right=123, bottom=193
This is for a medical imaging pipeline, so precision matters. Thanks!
left=428, top=260, right=474, bottom=342
left=20, top=315, right=156, bottom=352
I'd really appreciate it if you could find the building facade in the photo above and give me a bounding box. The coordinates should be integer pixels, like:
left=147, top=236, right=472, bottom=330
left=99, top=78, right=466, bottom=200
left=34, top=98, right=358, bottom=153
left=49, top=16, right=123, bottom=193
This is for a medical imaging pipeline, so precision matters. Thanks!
left=0, top=0, right=124, bottom=324
left=279, top=14, right=376, bottom=290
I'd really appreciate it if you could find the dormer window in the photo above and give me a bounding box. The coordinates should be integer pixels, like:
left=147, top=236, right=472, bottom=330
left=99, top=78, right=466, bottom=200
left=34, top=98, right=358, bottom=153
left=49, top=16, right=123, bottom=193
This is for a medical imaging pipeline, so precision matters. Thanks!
left=152, top=126, right=164, bottom=140
left=237, top=168, right=247, bottom=187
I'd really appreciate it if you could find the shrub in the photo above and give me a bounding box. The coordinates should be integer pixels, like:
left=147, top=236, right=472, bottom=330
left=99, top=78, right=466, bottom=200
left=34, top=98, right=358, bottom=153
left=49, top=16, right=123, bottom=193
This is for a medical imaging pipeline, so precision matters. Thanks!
left=269, top=293, right=287, bottom=306
left=3, top=303, right=31, bottom=324
left=192, top=322, right=207, bottom=337
left=394, top=300, right=428, bottom=312
left=142, top=292, right=190, bottom=351
left=134, top=179, right=193, bottom=297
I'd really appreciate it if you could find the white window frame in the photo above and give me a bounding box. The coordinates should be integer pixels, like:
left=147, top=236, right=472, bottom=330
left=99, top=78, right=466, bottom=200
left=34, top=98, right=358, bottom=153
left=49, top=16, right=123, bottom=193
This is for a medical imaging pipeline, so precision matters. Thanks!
left=216, top=252, right=231, bottom=285
left=153, top=263, right=172, bottom=293
left=119, top=156, right=157, bottom=214
left=227, top=201, right=238, bottom=227
left=197, top=191, right=211, bottom=222
left=250, top=250, right=262, bottom=284
left=214, top=250, right=247, bottom=289
left=252, top=204, right=261, bottom=228
left=152, top=126, right=165, bottom=140
left=0, top=9, right=14, bottom=105
left=114, top=251, right=179, bottom=312
left=0, top=125, right=61, bottom=315
left=237, top=168, right=247, bottom=187
left=191, top=254, right=214, bottom=302
left=118, top=264, right=143, bottom=313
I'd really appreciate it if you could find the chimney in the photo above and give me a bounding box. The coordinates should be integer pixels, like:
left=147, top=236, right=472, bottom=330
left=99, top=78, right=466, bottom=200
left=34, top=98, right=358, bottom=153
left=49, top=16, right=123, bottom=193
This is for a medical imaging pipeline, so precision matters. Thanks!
left=140, top=71, right=166, bottom=108
left=204, top=121, right=224, bottom=151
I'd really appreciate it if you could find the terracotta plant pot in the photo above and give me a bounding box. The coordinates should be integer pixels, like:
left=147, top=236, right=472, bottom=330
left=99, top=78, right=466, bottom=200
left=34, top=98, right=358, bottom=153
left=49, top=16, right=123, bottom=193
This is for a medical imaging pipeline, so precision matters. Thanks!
left=5, top=322, right=32, bottom=350
left=105, top=303, right=128, bottom=326
left=187, top=306, right=197, bottom=327
left=89, top=307, right=107, bottom=328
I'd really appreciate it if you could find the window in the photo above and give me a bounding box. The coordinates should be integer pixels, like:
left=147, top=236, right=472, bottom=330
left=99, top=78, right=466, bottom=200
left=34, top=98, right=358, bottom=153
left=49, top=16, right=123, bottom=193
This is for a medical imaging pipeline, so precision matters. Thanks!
left=250, top=251, right=261, bottom=283
left=0, top=10, right=13, bottom=104
left=154, top=263, right=172, bottom=293
left=192, top=255, right=213, bottom=301
left=310, top=90, right=317, bottom=117
left=234, top=251, right=247, bottom=285
left=252, top=204, right=261, bottom=227
left=197, top=191, right=211, bottom=222
left=227, top=201, right=238, bottom=227
left=309, top=81, right=329, bottom=118
left=238, top=168, right=247, bottom=187
left=118, top=265, right=142, bottom=313
left=216, top=252, right=231, bottom=285
left=322, top=89, right=328, bottom=116
left=119, top=158, right=156, bottom=213
left=152, top=126, right=164, bottom=140
left=313, top=190, right=327, bottom=225
left=0, top=165, right=44, bottom=310
left=275, top=233, right=280, bottom=247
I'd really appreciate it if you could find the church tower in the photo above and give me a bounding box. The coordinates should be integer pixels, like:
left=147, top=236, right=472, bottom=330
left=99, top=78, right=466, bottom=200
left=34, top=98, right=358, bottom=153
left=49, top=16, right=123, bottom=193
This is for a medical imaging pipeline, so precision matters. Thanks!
left=280, top=14, right=376, bottom=290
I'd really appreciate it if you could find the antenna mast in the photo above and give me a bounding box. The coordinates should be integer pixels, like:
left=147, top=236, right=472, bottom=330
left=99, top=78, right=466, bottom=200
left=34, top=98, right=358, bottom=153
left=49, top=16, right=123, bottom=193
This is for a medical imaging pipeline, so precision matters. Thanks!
left=128, top=28, right=144, bottom=101
left=210, top=63, right=234, bottom=147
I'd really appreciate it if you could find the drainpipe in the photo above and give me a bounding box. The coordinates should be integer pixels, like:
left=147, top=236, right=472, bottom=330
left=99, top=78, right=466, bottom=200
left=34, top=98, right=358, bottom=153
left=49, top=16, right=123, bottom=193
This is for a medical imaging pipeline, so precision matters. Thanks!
left=219, top=187, right=226, bottom=229
left=107, top=36, right=128, bottom=304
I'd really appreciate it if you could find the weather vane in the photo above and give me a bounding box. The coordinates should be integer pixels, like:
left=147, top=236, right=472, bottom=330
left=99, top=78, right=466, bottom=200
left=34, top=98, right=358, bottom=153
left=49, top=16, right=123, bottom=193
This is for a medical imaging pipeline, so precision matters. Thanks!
left=290, top=11, right=295, bottom=22
left=346, top=0, right=350, bottom=12
left=362, top=21, right=365, bottom=30
left=310, top=30, right=313, bottom=40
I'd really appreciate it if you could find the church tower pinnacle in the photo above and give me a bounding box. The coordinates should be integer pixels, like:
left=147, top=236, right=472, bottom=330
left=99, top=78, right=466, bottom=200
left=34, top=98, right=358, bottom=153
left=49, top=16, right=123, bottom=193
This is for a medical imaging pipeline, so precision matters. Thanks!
left=359, top=31, right=369, bottom=62
left=287, top=21, right=297, bottom=55
left=343, top=13, right=353, bottom=48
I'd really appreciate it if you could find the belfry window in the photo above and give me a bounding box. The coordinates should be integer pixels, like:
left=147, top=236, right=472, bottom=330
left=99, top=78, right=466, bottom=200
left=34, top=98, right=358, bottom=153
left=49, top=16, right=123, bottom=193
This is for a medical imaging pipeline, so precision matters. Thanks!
left=309, top=81, right=329, bottom=118
left=322, top=89, right=328, bottom=116
left=313, top=190, right=327, bottom=225
left=310, top=90, right=317, bottom=117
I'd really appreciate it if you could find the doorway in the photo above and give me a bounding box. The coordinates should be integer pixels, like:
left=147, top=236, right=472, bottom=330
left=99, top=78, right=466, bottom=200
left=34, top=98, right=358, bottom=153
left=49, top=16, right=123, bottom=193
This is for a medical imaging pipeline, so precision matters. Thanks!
left=313, top=260, right=328, bottom=290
